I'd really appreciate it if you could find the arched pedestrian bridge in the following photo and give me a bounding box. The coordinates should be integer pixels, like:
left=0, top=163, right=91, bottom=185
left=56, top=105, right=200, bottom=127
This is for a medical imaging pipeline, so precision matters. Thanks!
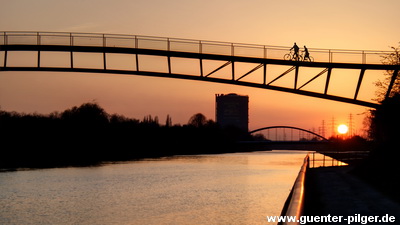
left=249, top=125, right=328, bottom=142
left=1, top=31, right=399, bottom=108
left=244, top=126, right=332, bottom=151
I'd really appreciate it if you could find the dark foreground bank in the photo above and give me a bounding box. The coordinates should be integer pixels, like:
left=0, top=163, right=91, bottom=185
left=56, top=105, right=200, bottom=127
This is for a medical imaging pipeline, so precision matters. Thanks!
left=304, top=166, right=400, bottom=224
left=0, top=103, right=252, bottom=169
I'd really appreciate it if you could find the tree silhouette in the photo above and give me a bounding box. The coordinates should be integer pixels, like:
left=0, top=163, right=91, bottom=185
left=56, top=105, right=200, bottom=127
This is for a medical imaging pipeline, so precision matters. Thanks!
left=0, top=104, right=253, bottom=169
left=188, top=113, right=207, bottom=127
left=61, top=102, right=109, bottom=125
left=375, top=43, right=400, bottom=101
left=165, top=114, right=172, bottom=127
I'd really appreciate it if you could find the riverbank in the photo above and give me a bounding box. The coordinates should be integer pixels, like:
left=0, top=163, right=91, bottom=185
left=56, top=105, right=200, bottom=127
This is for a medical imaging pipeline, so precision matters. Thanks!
left=304, top=166, right=400, bottom=224
left=0, top=102, right=253, bottom=170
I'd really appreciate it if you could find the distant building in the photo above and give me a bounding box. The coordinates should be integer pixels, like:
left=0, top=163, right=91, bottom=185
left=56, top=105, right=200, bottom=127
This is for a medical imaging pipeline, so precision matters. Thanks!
left=215, top=93, right=249, bottom=131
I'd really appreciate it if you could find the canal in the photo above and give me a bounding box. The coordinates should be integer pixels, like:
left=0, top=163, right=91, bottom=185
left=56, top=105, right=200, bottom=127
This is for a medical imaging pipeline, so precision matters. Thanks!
left=0, top=150, right=308, bottom=225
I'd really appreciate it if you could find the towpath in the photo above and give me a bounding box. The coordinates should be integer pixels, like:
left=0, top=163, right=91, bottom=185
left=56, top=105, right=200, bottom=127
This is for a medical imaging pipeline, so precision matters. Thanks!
left=304, top=166, right=400, bottom=224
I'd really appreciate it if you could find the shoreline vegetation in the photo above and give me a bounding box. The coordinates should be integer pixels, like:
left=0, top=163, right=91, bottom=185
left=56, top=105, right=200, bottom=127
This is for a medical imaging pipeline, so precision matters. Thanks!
left=0, top=102, right=380, bottom=171
left=0, top=102, right=253, bottom=170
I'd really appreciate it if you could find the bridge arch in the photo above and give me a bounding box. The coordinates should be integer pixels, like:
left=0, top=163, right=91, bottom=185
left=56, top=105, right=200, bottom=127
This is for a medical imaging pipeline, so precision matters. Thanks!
left=249, top=126, right=329, bottom=141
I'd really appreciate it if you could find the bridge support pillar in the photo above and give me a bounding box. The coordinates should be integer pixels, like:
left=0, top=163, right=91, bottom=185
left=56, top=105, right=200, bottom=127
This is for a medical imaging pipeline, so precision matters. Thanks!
left=70, top=51, right=73, bottom=69
left=167, top=56, right=171, bottom=74
left=386, top=69, right=399, bottom=99
left=103, top=52, right=106, bottom=70
left=200, top=58, right=203, bottom=77
left=324, top=68, right=332, bottom=95
left=354, top=69, right=365, bottom=100
left=231, top=61, right=235, bottom=80
left=37, top=50, right=41, bottom=68
left=263, top=63, right=267, bottom=85
left=135, top=54, right=139, bottom=71
left=3, top=50, right=7, bottom=68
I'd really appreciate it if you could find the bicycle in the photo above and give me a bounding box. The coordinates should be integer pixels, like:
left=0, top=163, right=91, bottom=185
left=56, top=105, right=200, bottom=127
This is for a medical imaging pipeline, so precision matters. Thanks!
left=284, top=50, right=314, bottom=62
left=284, top=50, right=302, bottom=61
left=302, top=51, right=314, bottom=62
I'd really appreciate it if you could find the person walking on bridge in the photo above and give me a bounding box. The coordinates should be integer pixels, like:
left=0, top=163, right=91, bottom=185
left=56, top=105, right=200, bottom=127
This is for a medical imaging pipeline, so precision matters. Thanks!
left=303, top=45, right=311, bottom=61
left=290, top=42, right=300, bottom=60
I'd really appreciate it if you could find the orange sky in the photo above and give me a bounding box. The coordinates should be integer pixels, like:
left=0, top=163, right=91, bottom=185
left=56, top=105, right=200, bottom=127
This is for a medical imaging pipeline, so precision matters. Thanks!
left=1, top=0, right=399, bottom=137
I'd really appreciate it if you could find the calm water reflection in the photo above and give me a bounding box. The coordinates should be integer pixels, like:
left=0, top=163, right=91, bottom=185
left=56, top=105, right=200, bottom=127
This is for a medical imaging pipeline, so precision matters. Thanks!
left=0, top=150, right=308, bottom=225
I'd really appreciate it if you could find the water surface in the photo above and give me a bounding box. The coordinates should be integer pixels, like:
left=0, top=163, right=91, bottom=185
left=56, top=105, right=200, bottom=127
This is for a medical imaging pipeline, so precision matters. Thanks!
left=0, top=150, right=308, bottom=225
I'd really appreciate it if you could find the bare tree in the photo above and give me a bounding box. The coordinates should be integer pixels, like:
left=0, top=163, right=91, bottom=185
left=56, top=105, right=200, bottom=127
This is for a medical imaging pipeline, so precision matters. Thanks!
left=375, top=43, right=400, bottom=101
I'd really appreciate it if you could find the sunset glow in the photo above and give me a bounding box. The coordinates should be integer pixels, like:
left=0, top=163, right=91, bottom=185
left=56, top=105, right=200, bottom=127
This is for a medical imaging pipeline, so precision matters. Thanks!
left=1, top=0, right=399, bottom=135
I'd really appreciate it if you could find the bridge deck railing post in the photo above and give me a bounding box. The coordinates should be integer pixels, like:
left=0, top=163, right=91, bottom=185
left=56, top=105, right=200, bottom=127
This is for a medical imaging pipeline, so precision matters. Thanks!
left=134, top=35, right=137, bottom=49
left=2, top=32, right=7, bottom=68
left=329, top=50, right=332, bottom=63
left=36, top=32, right=40, bottom=46
left=263, top=46, right=267, bottom=59
left=362, top=51, right=366, bottom=64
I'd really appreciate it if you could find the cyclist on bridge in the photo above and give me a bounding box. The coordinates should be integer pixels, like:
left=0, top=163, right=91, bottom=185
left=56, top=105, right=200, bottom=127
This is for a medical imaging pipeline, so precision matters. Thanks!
left=290, top=42, right=300, bottom=60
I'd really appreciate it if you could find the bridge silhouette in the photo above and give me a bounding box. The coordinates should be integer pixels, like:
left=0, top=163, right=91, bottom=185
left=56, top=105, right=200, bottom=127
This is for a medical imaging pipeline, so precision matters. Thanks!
left=249, top=125, right=328, bottom=142
left=1, top=31, right=399, bottom=108
left=243, top=126, right=332, bottom=151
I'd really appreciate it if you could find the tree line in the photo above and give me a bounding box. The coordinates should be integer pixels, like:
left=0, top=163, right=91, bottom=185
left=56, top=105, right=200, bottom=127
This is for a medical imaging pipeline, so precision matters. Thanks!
left=0, top=103, right=251, bottom=169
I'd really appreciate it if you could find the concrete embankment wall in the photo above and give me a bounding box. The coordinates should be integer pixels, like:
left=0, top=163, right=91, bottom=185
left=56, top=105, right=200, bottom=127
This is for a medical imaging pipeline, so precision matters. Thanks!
left=278, top=155, right=309, bottom=225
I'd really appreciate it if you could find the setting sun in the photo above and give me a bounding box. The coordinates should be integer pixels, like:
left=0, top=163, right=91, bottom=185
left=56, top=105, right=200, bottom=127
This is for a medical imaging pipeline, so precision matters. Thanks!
left=337, top=124, right=349, bottom=134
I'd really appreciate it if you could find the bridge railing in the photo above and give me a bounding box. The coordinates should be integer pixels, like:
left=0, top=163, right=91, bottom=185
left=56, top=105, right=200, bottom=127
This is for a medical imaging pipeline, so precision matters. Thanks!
left=0, top=31, right=390, bottom=64
left=279, top=154, right=309, bottom=225
left=310, top=151, right=369, bottom=167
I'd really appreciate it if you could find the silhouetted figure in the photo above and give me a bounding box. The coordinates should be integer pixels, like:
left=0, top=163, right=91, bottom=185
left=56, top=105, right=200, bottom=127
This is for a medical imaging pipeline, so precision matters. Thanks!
left=303, top=45, right=310, bottom=61
left=290, top=42, right=300, bottom=60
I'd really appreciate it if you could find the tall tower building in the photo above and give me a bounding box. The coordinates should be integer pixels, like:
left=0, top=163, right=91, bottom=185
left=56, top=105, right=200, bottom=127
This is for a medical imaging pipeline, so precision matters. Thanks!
left=215, top=93, right=249, bottom=131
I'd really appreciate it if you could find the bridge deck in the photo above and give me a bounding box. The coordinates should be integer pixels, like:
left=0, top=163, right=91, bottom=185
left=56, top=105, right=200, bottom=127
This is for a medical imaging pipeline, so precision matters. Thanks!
left=1, top=31, right=399, bottom=108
